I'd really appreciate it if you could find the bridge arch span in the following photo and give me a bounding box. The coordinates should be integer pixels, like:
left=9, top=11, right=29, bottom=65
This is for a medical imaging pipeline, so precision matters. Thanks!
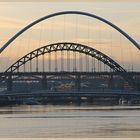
left=0, top=11, right=140, bottom=54
left=5, top=42, right=126, bottom=73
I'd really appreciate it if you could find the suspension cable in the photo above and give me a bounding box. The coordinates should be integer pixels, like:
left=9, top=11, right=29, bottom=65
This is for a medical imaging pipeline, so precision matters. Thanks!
left=73, top=51, right=76, bottom=71
left=61, top=51, right=64, bottom=72
left=30, top=59, right=32, bottom=72
left=67, top=51, right=70, bottom=72
left=42, top=54, right=45, bottom=72
left=55, top=51, right=57, bottom=72
left=36, top=56, right=38, bottom=72
left=49, top=53, right=51, bottom=72
left=79, top=52, right=82, bottom=72
left=110, top=28, right=113, bottom=72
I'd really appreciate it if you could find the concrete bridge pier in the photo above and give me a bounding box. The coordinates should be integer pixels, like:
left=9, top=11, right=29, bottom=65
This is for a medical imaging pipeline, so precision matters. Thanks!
left=108, top=74, right=114, bottom=89
left=41, top=75, right=48, bottom=90
left=75, top=97, right=81, bottom=105
left=7, top=75, right=13, bottom=91
left=75, top=75, right=81, bottom=91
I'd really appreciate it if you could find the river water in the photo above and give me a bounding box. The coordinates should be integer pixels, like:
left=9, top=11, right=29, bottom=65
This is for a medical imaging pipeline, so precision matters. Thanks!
left=0, top=105, right=140, bottom=138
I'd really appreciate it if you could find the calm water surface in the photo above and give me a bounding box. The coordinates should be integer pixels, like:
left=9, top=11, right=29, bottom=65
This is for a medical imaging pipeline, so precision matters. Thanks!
left=0, top=105, right=140, bottom=138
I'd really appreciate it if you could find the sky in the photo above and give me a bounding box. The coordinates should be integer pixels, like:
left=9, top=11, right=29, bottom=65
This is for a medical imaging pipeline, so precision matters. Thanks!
left=0, top=0, right=140, bottom=72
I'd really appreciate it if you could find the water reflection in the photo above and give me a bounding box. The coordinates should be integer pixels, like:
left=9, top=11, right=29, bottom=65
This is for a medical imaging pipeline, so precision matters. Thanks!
left=0, top=105, right=140, bottom=137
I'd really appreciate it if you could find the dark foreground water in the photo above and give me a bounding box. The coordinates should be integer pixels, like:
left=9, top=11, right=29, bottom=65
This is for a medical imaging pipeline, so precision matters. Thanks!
left=0, top=105, right=140, bottom=138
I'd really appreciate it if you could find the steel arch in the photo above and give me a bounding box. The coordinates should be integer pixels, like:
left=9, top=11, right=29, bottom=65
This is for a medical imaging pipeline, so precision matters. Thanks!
left=5, top=42, right=126, bottom=73
left=0, top=11, right=140, bottom=53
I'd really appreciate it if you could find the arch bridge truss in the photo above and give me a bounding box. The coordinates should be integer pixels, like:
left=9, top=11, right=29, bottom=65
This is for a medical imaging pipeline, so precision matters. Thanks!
left=6, top=42, right=126, bottom=73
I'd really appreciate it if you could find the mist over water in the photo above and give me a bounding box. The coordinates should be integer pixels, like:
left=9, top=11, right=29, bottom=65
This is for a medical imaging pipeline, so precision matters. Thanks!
left=0, top=105, right=140, bottom=138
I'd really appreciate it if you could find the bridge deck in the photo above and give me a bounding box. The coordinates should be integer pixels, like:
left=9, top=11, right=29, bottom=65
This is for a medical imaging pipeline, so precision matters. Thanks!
left=1, top=91, right=140, bottom=98
left=1, top=71, right=140, bottom=76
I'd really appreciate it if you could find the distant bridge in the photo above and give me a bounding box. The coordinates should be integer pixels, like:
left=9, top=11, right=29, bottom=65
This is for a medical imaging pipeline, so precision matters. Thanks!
left=0, top=71, right=140, bottom=92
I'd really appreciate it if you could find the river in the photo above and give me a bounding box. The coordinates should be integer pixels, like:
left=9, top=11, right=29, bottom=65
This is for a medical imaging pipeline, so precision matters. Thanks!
left=0, top=105, right=140, bottom=138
